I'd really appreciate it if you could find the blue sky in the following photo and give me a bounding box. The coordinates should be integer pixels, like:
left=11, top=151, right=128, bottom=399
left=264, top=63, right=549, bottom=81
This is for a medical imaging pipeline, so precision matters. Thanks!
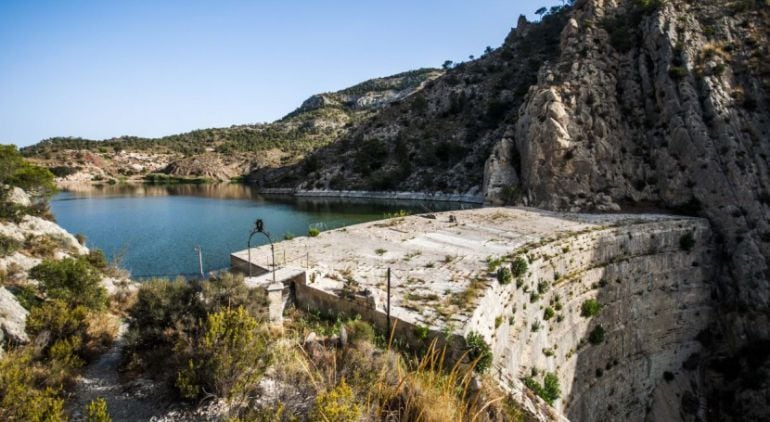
left=0, top=0, right=545, bottom=146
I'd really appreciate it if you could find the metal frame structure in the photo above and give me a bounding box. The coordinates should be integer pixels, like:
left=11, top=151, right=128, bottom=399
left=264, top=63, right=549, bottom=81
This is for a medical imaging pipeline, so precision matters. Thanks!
left=247, top=219, right=276, bottom=284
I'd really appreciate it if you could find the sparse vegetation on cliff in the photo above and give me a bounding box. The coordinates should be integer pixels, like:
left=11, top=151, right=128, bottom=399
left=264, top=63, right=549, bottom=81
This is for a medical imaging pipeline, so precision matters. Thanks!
left=523, top=371, right=561, bottom=405
left=581, top=299, right=602, bottom=317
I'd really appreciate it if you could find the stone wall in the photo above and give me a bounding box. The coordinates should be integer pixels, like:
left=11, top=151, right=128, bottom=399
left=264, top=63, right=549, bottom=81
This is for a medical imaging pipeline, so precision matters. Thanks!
left=293, top=276, right=467, bottom=357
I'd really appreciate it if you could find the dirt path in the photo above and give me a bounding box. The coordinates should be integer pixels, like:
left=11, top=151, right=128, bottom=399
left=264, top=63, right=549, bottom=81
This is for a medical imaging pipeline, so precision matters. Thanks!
left=70, top=325, right=168, bottom=421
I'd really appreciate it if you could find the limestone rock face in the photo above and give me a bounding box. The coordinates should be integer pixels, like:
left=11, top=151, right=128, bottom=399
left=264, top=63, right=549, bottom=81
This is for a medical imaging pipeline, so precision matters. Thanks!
left=0, top=287, right=29, bottom=349
left=483, top=137, right=519, bottom=205
left=480, top=1, right=770, bottom=418
left=6, top=187, right=31, bottom=207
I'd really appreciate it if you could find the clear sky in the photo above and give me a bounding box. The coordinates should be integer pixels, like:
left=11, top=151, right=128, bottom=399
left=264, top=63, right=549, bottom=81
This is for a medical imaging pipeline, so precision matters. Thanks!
left=0, top=0, right=545, bottom=146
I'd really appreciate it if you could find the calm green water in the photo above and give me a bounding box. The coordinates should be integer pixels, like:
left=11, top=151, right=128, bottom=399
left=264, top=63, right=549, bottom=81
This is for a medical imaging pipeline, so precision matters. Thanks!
left=50, top=184, right=471, bottom=278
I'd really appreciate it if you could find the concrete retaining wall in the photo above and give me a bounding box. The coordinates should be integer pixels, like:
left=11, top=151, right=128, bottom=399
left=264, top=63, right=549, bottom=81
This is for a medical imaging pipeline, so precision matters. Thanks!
left=464, top=219, right=714, bottom=421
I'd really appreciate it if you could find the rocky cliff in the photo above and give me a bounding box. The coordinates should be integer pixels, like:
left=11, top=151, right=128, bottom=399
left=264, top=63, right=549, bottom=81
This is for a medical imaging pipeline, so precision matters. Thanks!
left=507, top=1, right=770, bottom=419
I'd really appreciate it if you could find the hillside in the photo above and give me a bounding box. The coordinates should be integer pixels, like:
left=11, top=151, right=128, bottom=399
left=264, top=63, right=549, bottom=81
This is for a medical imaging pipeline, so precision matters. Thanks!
left=251, top=11, right=570, bottom=193
left=22, top=68, right=442, bottom=182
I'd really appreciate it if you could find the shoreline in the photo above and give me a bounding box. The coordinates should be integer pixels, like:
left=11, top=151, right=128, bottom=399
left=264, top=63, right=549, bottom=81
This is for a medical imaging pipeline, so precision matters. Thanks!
left=55, top=179, right=486, bottom=205
left=256, top=188, right=485, bottom=204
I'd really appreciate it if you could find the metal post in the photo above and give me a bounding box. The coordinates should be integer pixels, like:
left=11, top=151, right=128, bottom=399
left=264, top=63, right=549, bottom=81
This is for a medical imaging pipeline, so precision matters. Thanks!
left=247, top=232, right=256, bottom=277
left=194, top=245, right=204, bottom=279
left=386, top=267, right=391, bottom=337
left=270, top=242, right=276, bottom=284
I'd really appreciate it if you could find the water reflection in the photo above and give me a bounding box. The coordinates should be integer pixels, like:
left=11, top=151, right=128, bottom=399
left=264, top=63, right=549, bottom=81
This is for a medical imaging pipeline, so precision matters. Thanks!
left=51, top=184, right=474, bottom=278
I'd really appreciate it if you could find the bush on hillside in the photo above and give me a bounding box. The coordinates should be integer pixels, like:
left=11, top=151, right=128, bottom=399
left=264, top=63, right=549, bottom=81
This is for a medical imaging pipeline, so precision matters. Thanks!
left=0, top=234, right=21, bottom=257
left=588, top=325, right=606, bottom=345
left=497, top=267, right=513, bottom=285
left=524, top=372, right=561, bottom=405
left=310, top=378, right=361, bottom=422
left=125, top=278, right=203, bottom=353
left=581, top=298, right=602, bottom=317
left=465, top=332, right=493, bottom=373
left=86, top=397, right=111, bottom=422
left=30, top=257, right=107, bottom=310
left=199, top=272, right=268, bottom=319
left=26, top=300, right=89, bottom=360
left=175, top=306, right=271, bottom=400
left=511, top=256, right=528, bottom=278
left=0, top=350, right=66, bottom=421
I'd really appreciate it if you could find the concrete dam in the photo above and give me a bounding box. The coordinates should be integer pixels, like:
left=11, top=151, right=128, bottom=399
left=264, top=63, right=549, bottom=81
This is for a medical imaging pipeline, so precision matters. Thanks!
left=232, top=207, right=715, bottom=421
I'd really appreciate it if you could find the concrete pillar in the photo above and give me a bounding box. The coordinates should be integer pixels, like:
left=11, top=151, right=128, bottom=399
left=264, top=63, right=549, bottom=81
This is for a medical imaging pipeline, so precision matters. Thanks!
left=267, top=282, right=285, bottom=325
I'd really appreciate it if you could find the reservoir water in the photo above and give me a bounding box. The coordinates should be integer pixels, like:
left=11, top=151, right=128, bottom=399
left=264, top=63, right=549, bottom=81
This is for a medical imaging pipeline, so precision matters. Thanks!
left=50, top=184, right=471, bottom=278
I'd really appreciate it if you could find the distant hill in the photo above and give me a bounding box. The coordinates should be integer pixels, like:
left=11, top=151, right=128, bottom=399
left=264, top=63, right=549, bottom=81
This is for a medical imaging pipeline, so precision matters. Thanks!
left=21, top=68, right=442, bottom=181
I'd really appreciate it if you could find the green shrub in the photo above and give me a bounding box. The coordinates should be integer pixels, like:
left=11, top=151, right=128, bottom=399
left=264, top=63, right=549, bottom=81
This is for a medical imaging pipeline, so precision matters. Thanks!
left=413, top=324, right=430, bottom=340
left=200, top=272, right=268, bottom=319
left=86, top=397, right=111, bottom=422
left=523, top=372, right=561, bottom=405
left=0, top=350, right=66, bottom=421
left=679, top=232, right=696, bottom=252
left=0, top=234, right=21, bottom=257
left=537, top=280, right=550, bottom=294
left=588, top=325, right=606, bottom=345
left=511, top=257, right=528, bottom=277
left=30, top=257, right=107, bottom=310
left=581, top=299, right=602, bottom=317
left=669, top=66, right=689, bottom=79
left=175, top=307, right=271, bottom=400
left=26, top=299, right=89, bottom=358
left=85, top=249, right=109, bottom=270
left=344, top=320, right=375, bottom=345
left=497, top=267, right=513, bottom=285
left=486, top=256, right=503, bottom=272
left=308, top=227, right=321, bottom=237
left=310, top=378, right=361, bottom=422
left=126, top=278, right=203, bottom=352
left=495, top=315, right=504, bottom=328
left=8, top=284, right=41, bottom=310
left=465, top=332, right=493, bottom=374
left=543, top=307, right=555, bottom=321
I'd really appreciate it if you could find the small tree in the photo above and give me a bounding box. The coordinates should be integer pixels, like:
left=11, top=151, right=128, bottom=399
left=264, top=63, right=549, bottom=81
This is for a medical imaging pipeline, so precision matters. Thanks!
left=442, top=60, right=454, bottom=70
